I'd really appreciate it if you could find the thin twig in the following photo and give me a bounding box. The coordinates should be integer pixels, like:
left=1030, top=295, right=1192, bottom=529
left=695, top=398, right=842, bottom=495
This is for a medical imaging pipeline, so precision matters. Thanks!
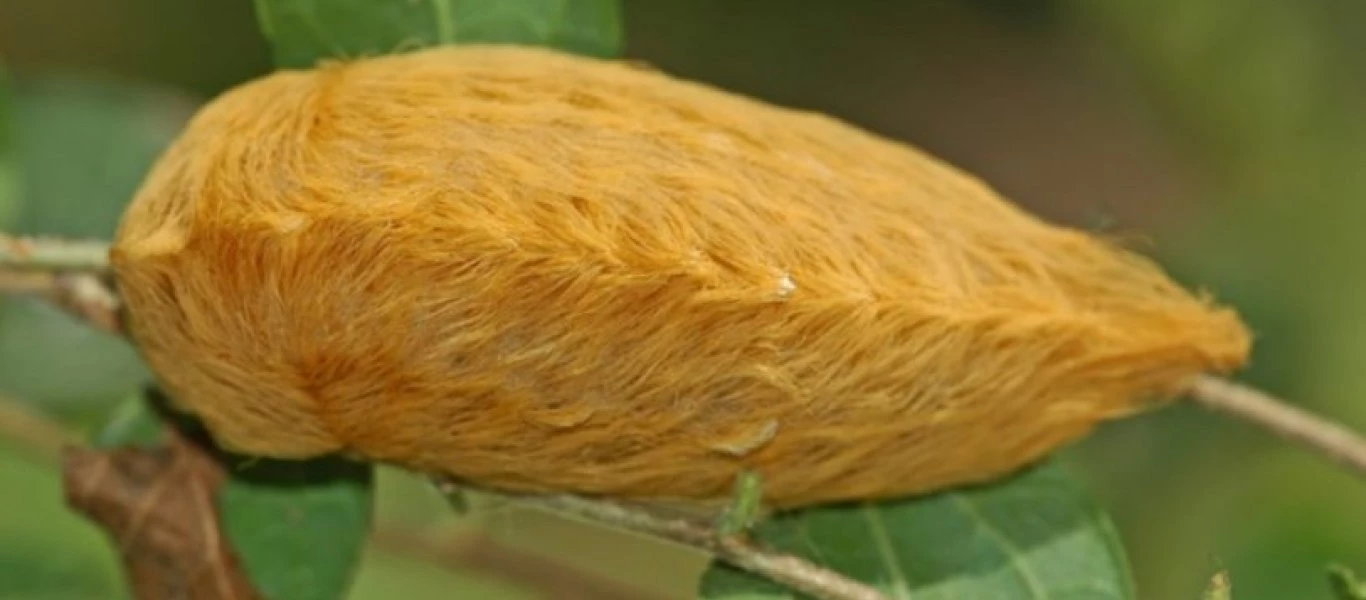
left=504, top=492, right=886, bottom=600
left=1188, top=374, right=1366, bottom=478
left=0, top=269, right=123, bottom=335
left=0, top=236, right=122, bottom=335
left=0, top=234, right=112, bottom=272
left=2, top=233, right=890, bottom=600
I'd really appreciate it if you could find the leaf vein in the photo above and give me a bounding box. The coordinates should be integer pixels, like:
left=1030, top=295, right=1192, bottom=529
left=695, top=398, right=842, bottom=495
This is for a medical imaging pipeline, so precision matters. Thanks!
left=951, top=496, right=1050, bottom=599
left=861, top=504, right=914, bottom=600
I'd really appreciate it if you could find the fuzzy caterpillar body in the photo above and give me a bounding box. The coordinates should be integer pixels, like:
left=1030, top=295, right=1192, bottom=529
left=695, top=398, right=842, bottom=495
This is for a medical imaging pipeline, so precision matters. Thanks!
left=110, top=45, right=1250, bottom=508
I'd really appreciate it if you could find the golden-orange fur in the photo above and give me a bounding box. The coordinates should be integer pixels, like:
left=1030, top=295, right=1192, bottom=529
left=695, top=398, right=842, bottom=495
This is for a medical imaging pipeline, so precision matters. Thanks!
left=110, top=45, right=1250, bottom=508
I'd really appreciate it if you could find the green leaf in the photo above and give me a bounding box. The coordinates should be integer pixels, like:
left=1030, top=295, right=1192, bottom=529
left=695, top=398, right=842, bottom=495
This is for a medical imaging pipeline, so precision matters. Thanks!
left=85, top=387, right=377, bottom=600
left=219, top=455, right=375, bottom=600
left=0, top=77, right=193, bottom=412
left=90, top=390, right=167, bottom=450
left=699, top=461, right=1136, bottom=600
left=10, top=77, right=192, bottom=239
left=254, top=0, right=624, bottom=69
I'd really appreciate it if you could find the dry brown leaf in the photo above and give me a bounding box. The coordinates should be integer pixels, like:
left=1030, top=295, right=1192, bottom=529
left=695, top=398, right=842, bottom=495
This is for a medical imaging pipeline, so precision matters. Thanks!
left=62, top=432, right=261, bottom=600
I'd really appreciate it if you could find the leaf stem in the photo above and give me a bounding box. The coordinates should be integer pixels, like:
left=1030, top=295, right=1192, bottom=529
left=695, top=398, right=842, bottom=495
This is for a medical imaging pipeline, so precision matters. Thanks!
left=1187, top=374, right=1366, bottom=479
left=482, top=489, right=887, bottom=600
left=0, top=269, right=123, bottom=335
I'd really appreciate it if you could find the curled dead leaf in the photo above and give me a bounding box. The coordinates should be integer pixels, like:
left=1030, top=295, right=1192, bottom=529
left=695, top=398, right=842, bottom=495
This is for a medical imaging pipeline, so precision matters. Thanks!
left=62, top=431, right=261, bottom=600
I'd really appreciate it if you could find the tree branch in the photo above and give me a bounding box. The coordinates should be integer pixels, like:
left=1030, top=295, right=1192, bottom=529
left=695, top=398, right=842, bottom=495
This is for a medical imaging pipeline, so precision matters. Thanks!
left=1188, top=374, right=1366, bottom=478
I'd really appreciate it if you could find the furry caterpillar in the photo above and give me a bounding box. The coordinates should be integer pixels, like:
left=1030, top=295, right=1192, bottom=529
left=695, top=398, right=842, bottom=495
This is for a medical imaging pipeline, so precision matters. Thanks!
left=110, top=45, right=1250, bottom=508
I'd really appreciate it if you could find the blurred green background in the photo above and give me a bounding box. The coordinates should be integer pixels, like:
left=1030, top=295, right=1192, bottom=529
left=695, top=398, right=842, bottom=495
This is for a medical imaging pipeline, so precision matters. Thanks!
left=2, top=1, right=1365, bottom=599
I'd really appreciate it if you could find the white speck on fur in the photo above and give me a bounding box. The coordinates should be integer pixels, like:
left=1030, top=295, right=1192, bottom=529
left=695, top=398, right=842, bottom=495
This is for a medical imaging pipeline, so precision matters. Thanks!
left=706, top=132, right=736, bottom=152
left=804, top=154, right=835, bottom=179
left=776, top=272, right=797, bottom=299
left=275, top=213, right=309, bottom=233
left=710, top=419, right=780, bottom=457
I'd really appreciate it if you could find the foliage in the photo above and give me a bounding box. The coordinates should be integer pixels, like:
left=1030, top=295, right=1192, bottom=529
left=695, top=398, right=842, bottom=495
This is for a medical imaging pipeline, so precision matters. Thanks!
left=254, top=0, right=623, bottom=69
left=92, top=389, right=376, bottom=600
left=0, top=77, right=174, bottom=412
left=0, top=68, right=157, bottom=600
left=220, top=458, right=374, bottom=600
left=1062, top=1, right=1366, bottom=597
left=700, top=462, right=1134, bottom=599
